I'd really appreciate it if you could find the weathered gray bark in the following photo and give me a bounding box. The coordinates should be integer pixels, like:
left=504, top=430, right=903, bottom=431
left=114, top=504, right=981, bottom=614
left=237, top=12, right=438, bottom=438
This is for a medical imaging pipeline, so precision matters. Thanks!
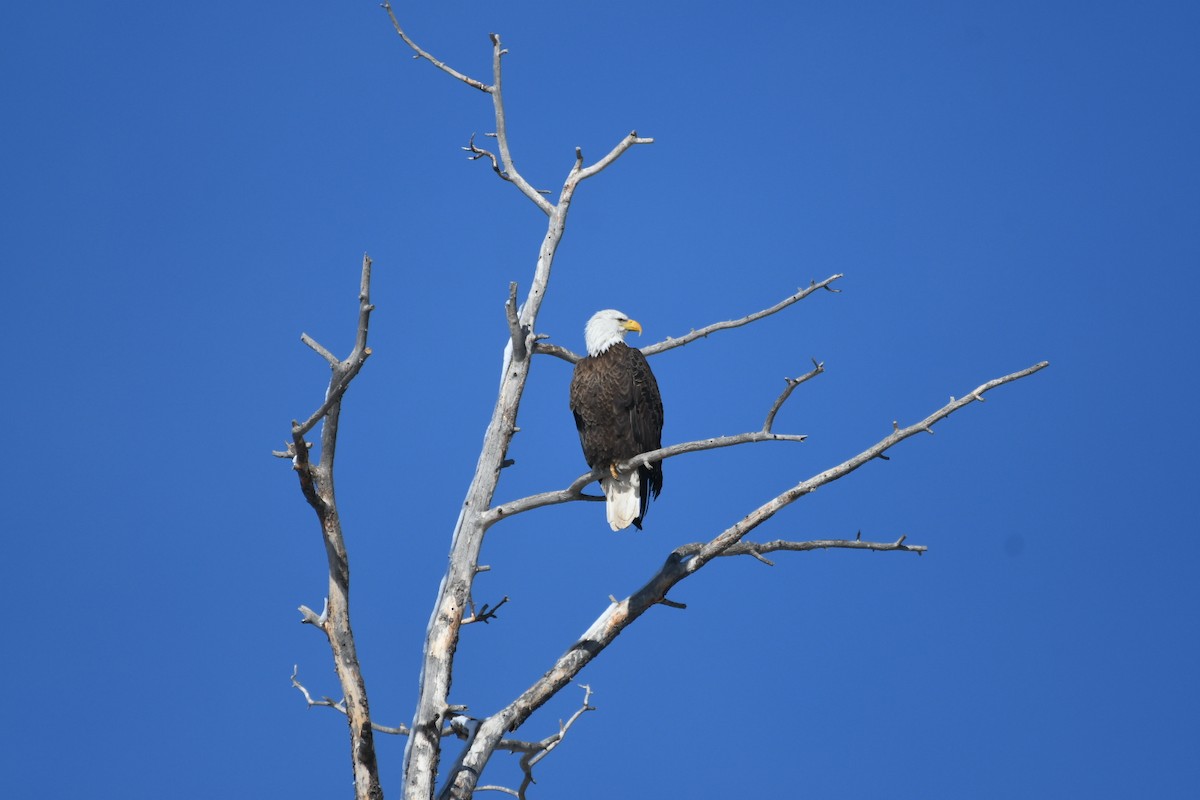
left=436, top=361, right=1048, bottom=800
left=278, top=10, right=1051, bottom=799
left=282, top=255, right=382, bottom=800
left=380, top=19, right=658, bottom=798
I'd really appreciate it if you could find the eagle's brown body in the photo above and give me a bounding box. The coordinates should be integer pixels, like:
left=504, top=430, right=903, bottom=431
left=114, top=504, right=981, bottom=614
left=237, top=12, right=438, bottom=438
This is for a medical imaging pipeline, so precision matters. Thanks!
left=569, top=340, right=663, bottom=529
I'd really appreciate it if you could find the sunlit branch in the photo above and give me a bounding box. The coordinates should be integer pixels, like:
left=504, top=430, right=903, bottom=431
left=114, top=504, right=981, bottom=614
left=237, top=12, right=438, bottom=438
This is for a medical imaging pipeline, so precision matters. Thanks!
left=486, top=34, right=556, bottom=214
left=642, top=274, right=844, bottom=357
left=673, top=534, right=925, bottom=567
left=484, top=429, right=807, bottom=528
left=531, top=276, right=845, bottom=364
left=763, top=358, right=825, bottom=433
left=571, top=132, right=655, bottom=183
left=505, top=282, right=527, bottom=360
left=292, top=666, right=411, bottom=736
left=439, top=361, right=1049, bottom=799
left=279, top=254, right=381, bottom=800
left=382, top=3, right=491, bottom=92
left=389, top=18, right=655, bottom=795
left=463, top=133, right=507, bottom=181
left=440, top=686, right=595, bottom=800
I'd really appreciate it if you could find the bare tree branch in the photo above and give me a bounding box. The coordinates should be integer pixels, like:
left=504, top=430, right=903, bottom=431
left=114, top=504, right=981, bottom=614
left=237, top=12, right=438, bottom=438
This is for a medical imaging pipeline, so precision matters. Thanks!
left=463, top=595, right=510, bottom=625
left=531, top=277, right=844, bottom=364
left=484, top=429, right=807, bottom=528
left=293, top=665, right=584, bottom=762
left=441, top=686, right=595, bottom=800
left=382, top=3, right=491, bottom=92
left=642, top=274, right=845, bottom=357
left=523, top=685, right=594, bottom=770
left=392, top=27, right=653, bottom=798
left=763, top=358, right=825, bottom=433
left=571, top=131, right=656, bottom=183
left=439, top=361, right=1049, bottom=799
left=300, top=333, right=338, bottom=366
left=514, top=685, right=595, bottom=799
left=292, top=666, right=413, bottom=736
left=487, top=357, right=817, bottom=526
left=283, top=254, right=382, bottom=800
left=528, top=340, right=578, bottom=363
left=463, top=133, right=507, bottom=180
left=484, top=34, right=557, bottom=214
left=504, top=282, right=527, bottom=360
left=686, top=361, right=1049, bottom=570
left=382, top=5, right=556, bottom=214
left=673, top=534, right=926, bottom=566
left=363, top=13, right=1049, bottom=800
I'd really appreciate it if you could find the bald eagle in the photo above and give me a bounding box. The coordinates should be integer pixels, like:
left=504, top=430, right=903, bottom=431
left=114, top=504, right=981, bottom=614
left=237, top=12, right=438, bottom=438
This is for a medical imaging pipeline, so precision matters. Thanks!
left=569, top=310, right=664, bottom=530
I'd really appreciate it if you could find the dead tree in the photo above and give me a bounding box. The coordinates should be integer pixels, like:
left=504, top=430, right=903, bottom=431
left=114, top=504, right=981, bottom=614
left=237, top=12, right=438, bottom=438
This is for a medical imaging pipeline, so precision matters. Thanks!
left=277, top=8, right=1049, bottom=800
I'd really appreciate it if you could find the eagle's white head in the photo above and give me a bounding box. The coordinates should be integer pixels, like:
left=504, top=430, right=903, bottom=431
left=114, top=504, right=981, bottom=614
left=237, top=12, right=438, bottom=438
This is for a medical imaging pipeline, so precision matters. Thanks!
left=584, top=309, right=643, bottom=357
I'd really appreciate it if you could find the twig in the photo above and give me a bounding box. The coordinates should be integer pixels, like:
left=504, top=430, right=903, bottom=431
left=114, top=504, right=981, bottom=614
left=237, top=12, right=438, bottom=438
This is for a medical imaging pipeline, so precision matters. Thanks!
left=300, top=333, right=338, bottom=366
left=383, top=5, right=554, bottom=214
left=486, top=33, right=554, bottom=214
left=298, top=596, right=328, bottom=626
left=464, top=133, right=508, bottom=180
left=463, top=596, right=511, bottom=625
left=642, top=275, right=844, bottom=357
left=571, top=131, right=655, bottom=183
left=292, top=666, right=412, bottom=736
left=381, top=3, right=491, bottom=92
left=291, top=257, right=375, bottom=439
left=673, top=535, right=926, bottom=561
left=512, top=685, right=595, bottom=799
left=531, top=278, right=845, bottom=364
left=293, top=666, right=563, bottom=755
left=762, top=358, right=825, bottom=432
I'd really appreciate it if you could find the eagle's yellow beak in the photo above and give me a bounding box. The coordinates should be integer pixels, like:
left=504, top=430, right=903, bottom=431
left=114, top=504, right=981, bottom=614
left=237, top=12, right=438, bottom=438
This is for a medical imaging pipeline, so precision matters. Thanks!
left=622, top=318, right=643, bottom=335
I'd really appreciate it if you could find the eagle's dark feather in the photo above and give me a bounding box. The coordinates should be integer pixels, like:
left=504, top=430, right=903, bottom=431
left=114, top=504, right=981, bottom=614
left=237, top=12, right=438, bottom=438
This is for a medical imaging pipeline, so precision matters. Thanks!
left=569, top=341, right=663, bottom=528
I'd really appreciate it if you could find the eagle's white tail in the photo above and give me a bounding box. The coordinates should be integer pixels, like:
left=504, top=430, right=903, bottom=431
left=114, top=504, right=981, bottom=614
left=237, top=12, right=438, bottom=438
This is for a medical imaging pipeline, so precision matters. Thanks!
left=602, top=470, right=641, bottom=531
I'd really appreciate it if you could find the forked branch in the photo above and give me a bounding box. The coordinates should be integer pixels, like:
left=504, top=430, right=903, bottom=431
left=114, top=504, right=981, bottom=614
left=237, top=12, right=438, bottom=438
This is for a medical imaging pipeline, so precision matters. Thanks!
left=384, top=5, right=652, bottom=217
left=389, top=23, right=654, bottom=799
left=439, top=361, right=1049, bottom=799
left=570, top=132, right=656, bottom=183
left=277, top=254, right=382, bottom=800
left=763, top=358, right=825, bottom=433
left=292, top=665, right=411, bottom=736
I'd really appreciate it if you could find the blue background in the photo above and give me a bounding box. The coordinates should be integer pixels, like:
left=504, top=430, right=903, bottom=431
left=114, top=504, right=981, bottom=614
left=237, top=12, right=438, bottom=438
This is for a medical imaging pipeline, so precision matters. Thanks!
left=3, top=2, right=1197, bottom=797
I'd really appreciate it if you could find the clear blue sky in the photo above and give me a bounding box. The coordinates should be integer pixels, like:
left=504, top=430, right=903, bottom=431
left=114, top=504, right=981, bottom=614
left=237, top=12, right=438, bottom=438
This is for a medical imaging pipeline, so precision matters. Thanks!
left=3, top=2, right=1197, bottom=798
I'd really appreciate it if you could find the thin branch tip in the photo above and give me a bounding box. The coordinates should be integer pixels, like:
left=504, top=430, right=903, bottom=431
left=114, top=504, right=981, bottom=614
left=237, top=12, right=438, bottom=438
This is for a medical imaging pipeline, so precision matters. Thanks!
left=644, top=275, right=844, bottom=357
